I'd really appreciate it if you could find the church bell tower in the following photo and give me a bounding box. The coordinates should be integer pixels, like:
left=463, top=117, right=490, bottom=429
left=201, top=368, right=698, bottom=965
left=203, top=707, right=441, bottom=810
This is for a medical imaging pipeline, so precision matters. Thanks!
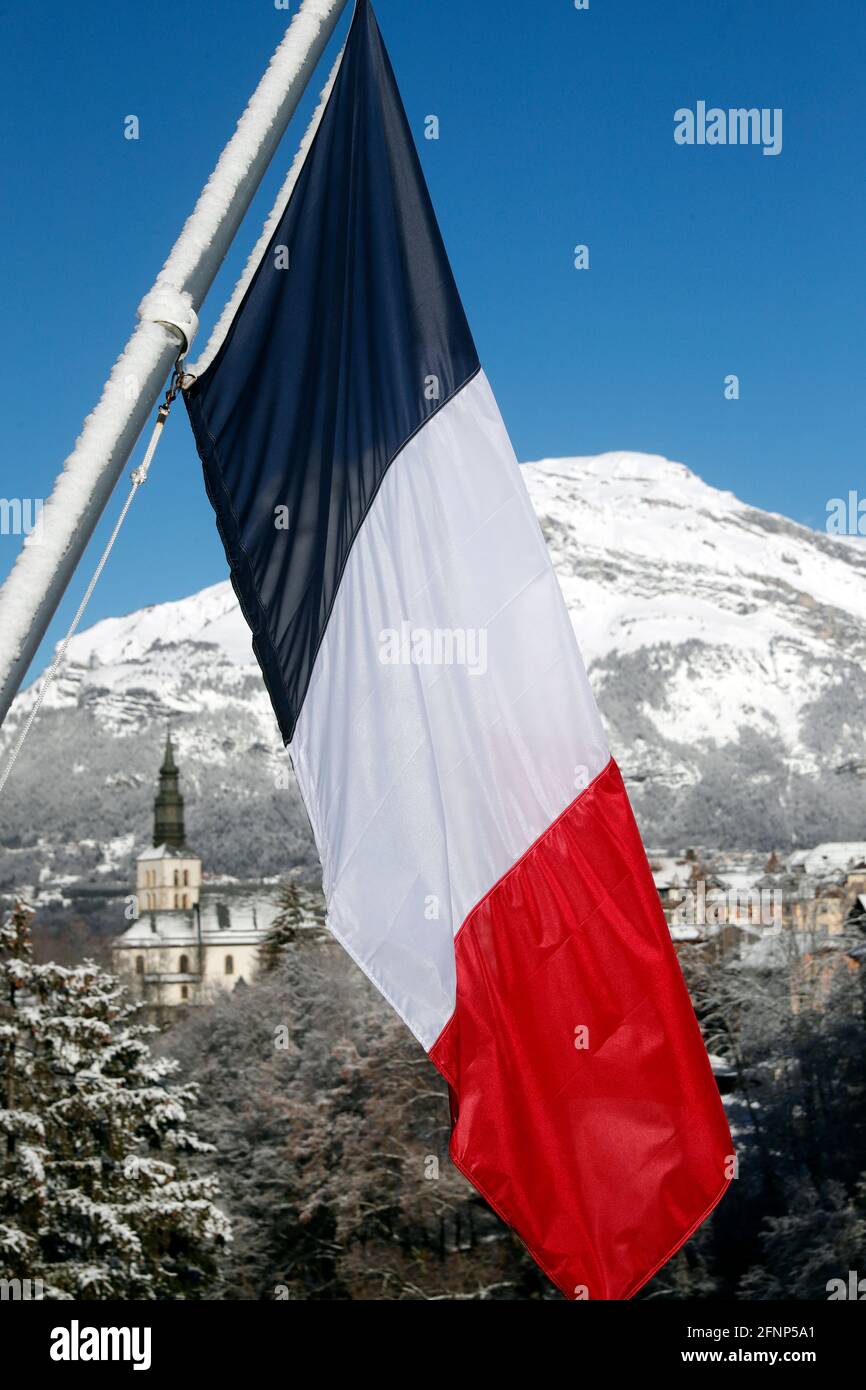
left=136, top=729, right=202, bottom=912
left=153, top=730, right=186, bottom=849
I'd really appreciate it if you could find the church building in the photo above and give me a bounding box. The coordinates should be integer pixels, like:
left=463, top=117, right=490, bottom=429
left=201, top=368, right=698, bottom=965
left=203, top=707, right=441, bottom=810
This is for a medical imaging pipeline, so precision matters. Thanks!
left=113, top=731, right=280, bottom=1013
left=136, top=732, right=202, bottom=912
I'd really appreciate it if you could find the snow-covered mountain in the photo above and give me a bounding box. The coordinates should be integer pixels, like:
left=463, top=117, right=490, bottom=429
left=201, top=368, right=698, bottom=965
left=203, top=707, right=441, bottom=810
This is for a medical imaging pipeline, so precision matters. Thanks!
left=528, top=451, right=866, bottom=848
left=2, top=450, right=866, bottom=892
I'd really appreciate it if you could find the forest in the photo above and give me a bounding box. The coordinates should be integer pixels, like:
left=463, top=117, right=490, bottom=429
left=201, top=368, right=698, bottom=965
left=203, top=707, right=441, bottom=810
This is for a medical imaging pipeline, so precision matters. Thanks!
left=2, top=895, right=865, bottom=1300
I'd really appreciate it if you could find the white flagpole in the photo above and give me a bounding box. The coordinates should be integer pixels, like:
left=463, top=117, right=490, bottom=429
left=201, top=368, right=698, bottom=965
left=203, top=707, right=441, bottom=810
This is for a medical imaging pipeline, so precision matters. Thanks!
left=0, top=0, right=350, bottom=731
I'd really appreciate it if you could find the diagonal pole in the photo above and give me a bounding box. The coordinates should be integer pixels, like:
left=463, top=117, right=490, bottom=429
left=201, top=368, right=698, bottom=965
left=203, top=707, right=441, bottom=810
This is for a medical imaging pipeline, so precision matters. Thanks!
left=0, top=0, right=350, bottom=731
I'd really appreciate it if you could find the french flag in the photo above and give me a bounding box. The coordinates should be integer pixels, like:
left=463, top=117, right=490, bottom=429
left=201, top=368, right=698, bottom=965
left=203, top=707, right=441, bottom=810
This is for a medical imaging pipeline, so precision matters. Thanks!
left=185, top=0, right=732, bottom=1299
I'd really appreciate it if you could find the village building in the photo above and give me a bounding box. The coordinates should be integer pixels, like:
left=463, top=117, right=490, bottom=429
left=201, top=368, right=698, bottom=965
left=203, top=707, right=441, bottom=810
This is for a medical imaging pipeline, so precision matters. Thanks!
left=650, top=842, right=866, bottom=1006
left=784, top=845, right=866, bottom=936
left=112, top=732, right=281, bottom=1013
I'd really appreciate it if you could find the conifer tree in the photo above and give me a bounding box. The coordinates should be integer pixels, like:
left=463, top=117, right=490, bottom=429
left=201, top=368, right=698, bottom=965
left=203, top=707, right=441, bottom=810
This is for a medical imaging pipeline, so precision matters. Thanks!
left=0, top=900, right=230, bottom=1299
left=259, top=875, right=324, bottom=972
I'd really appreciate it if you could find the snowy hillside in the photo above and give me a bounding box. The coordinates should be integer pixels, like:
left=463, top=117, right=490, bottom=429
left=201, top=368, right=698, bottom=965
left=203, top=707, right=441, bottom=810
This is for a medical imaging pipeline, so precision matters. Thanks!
left=2, top=450, right=866, bottom=890
left=526, top=451, right=866, bottom=846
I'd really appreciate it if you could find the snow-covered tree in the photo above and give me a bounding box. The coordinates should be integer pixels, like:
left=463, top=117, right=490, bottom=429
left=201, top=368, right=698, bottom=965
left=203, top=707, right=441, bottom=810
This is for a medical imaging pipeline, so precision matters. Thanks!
left=259, top=874, right=325, bottom=972
left=0, top=900, right=230, bottom=1299
left=170, top=937, right=551, bottom=1300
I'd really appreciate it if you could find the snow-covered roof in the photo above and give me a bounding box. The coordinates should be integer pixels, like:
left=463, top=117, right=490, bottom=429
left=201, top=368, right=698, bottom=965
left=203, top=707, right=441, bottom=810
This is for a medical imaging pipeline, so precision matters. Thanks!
left=115, top=888, right=284, bottom=948
left=137, top=843, right=201, bottom=862
left=669, top=923, right=702, bottom=943
left=650, top=857, right=691, bottom=890
left=803, top=843, right=866, bottom=877
left=716, top=868, right=765, bottom=895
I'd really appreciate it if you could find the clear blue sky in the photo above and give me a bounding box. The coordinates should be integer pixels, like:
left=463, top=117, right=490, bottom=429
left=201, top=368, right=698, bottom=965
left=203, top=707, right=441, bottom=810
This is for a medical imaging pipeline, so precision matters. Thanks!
left=1, top=0, right=864, bottom=684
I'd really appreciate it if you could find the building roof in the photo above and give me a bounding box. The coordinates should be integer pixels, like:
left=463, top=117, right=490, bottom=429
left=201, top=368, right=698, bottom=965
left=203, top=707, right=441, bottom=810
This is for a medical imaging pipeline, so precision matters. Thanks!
left=803, top=843, right=866, bottom=877
left=115, top=887, right=285, bottom=949
left=137, top=842, right=200, bottom=862
left=649, top=856, right=691, bottom=891
left=668, top=921, right=703, bottom=942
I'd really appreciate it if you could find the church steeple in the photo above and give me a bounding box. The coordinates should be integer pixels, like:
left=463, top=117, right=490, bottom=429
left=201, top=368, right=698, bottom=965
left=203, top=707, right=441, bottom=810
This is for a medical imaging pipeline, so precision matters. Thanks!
left=135, top=729, right=201, bottom=916
left=153, top=729, right=186, bottom=849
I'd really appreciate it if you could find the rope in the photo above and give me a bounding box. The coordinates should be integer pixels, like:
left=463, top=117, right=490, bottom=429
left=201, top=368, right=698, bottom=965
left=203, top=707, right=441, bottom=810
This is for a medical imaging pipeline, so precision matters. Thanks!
left=0, top=362, right=192, bottom=799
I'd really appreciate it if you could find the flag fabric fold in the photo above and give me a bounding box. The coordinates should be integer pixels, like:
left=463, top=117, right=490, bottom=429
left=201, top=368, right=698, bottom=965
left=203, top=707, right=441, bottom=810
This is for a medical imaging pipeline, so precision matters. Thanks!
left=184, top=0, right=732, bottom=1299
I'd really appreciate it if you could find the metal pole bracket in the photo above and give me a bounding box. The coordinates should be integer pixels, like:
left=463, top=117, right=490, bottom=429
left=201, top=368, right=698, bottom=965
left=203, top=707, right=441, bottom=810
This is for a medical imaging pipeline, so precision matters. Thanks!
left=138, top=285, right=200, bottom=356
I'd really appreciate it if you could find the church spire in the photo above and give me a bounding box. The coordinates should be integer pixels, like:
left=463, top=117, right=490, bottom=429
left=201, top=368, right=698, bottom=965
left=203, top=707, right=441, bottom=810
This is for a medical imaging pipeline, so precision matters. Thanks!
left=153, top=727, right=186, bottom=849
left=161, top=727, right=178, bottom=774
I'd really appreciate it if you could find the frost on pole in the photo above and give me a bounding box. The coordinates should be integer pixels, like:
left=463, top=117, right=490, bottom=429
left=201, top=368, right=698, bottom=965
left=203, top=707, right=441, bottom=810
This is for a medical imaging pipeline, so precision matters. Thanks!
left=153, top=0, right=347, bottom=294
left=0, top=319, right=179, bottom=671
left=192, top=45, right=346, bottom=376
left=0, top=0, right=350, bottom=725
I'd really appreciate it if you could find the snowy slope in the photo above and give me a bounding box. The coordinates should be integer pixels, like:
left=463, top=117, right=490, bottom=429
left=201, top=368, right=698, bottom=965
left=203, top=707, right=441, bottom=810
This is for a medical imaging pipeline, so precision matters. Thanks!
left=2, top=450, right=866, bottom=889
left=528, top=452, right=866, bottom=750
left=525, top=452, right=866, bottom=846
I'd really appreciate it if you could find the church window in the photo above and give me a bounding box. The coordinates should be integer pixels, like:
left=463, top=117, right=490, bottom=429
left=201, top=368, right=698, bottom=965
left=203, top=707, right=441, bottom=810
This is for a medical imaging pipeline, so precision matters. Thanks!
left=182, top=894, right=188, bottom=909
left=174, top=869, right=180, bottom=887
left=174, top=893, right=179, bottom=908
left=225, top=955, right=234, bottom=976
left=181, top=984, right=188, bottom=1001
left=183, top=869, right=189, bottom=887
left=179, top=954, right=189, bottom=974
left=135, top=956, right=144, bottom=975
